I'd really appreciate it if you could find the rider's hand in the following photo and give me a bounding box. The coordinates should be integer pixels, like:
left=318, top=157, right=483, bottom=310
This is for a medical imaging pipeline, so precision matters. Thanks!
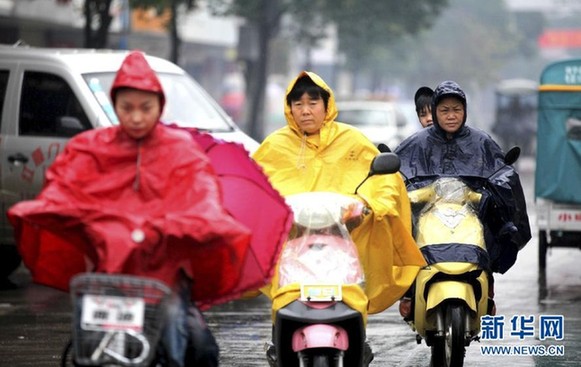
left=342, top=202, right=367, bottom=232
left=345, top=214, right=364, bottom=232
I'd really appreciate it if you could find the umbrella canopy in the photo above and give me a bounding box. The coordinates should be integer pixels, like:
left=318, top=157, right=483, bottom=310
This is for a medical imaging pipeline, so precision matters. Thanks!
left=185, top=128, right=293, bottom=301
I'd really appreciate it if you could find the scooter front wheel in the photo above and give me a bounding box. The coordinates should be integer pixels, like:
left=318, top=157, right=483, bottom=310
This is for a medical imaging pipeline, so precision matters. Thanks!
left=60, top=339, right=73, bottom=367
left=430, top=304, right=466, bottom=367
left=299, top=349, right=334, bottom=367
left=312, top=354, right=329, bottom=367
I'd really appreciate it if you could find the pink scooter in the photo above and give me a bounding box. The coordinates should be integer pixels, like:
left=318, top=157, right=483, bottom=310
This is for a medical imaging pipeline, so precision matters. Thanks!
left=266, top=152, right=401, bottom=367
left=269, top=192, right=371, bottom=367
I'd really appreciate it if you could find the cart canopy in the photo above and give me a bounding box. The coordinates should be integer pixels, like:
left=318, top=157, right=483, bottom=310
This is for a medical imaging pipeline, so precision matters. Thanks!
left=535, top=59, right=581, bottom=204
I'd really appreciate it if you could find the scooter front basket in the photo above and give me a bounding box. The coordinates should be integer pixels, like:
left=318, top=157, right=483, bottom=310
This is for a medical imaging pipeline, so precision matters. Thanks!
left=69, top=273, right=172, bottom=366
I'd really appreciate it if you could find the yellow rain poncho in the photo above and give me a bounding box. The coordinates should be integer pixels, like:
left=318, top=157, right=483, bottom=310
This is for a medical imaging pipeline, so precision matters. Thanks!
left=252, top=71, right=426, bottom=320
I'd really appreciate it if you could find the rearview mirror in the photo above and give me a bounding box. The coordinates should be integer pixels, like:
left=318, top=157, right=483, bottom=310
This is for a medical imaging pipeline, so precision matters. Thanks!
left=504, top=146, right=521, bottom=166
left=377, top=143, right=391, bottom=153
left=354, top=152, right=401, bottom=195
left=370, top=152, right=401, bottom=175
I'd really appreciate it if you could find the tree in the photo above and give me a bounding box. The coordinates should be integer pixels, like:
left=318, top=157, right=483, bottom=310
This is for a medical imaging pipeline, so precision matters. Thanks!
left=208, top=0, right=447, bottom=141
left=83, top=0, right=114, bottom=48
left=327, top=0, right=448, bottom=94
left=57, top=0, right=115, bottom=48
left=208, top=0, right=285, bottom=141
left=57, top=0, right=196, bottom=63
left=389, top=0, right=520, bottom=90
left=392, top=0, right=521, bottom=128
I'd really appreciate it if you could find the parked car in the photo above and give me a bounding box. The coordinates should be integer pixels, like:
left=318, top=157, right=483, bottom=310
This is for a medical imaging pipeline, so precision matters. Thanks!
left=397, top=99, right=423, bottom=136
left=0, top=45, right=259, bottom=280
left=336, top=100, right=415, bottom=150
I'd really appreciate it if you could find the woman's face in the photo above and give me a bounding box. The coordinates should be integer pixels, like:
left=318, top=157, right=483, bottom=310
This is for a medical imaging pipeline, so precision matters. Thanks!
left=115, top=89, right=161, bottom=139
left=290, top=92, right=327, bottom=135
left=435, top=96, right=464, bottom=134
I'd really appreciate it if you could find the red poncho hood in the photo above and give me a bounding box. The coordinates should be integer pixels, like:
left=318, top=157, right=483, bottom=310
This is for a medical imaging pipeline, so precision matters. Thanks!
left=110, top=50, right=166, bottom=113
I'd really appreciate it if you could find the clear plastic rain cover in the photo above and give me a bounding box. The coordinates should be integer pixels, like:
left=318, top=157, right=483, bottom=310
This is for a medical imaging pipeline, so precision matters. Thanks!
left=278, top=192, right=365, bottom=288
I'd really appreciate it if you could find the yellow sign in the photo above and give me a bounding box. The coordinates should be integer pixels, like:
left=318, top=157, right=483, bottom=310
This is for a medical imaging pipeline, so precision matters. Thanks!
left=131, top=8, right=171, bottom=33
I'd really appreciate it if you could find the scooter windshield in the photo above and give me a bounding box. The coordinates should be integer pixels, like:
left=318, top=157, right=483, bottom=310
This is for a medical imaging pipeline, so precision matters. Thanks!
left=278, top=192, right=365, bottom=288
left=409, top=177, right=484, bottom=249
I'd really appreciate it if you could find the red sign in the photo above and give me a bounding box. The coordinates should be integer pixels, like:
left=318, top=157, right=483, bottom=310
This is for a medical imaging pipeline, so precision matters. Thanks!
left=538, top=29, right=581, bottom=49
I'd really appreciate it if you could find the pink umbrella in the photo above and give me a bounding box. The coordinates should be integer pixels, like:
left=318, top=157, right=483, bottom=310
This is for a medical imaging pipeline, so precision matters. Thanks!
left=184, top=128, right=293, bottom=303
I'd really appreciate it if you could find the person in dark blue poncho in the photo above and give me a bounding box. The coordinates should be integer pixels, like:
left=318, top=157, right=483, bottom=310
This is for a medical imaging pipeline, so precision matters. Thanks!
left=394, top=80, right=531, bottom=318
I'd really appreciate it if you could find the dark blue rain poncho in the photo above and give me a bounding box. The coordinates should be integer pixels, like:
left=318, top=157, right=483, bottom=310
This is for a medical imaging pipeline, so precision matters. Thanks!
left=395, top=81, right=531, bottom=274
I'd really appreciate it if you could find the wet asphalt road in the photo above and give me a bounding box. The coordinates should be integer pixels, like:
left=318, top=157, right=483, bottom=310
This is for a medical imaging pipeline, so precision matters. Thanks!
left=1, top=158, right=580, bottom=366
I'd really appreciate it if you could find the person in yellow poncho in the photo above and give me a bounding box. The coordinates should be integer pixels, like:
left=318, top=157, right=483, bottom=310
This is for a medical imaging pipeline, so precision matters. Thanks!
left=252, top=71, right=426, bottom=364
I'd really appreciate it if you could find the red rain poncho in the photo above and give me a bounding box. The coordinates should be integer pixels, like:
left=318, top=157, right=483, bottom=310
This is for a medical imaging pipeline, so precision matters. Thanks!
left=7, top=51, right=254, bottom=309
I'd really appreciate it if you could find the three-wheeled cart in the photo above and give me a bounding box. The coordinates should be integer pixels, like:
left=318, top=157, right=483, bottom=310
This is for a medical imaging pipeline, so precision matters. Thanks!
left=536, top=59, right=581, bottom=270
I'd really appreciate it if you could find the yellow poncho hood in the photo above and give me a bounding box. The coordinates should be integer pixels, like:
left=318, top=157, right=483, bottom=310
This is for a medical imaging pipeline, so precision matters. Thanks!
left=252, top=71, right=426, bottom=317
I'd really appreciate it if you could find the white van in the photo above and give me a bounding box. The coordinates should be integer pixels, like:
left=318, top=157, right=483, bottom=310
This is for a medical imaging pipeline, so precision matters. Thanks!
left=0, top=45, right=258, bottom=280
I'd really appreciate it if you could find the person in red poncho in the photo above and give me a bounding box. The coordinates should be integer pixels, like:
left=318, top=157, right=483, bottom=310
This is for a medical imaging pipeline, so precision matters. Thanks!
left=7, top=51, right=253, bottom=367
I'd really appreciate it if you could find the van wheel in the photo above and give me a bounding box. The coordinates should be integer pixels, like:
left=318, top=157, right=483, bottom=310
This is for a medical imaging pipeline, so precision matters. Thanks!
left=0, top=245, right=21, bottom=288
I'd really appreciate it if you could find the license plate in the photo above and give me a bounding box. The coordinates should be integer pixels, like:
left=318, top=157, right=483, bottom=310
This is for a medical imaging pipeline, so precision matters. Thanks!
left=548, top=207, right=581, bottom=231
left=81, top=295, right=145, bottom=331
left=300, top=284, right=342, bottom=302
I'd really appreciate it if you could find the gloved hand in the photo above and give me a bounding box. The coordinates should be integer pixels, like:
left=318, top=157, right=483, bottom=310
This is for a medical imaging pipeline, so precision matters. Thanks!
left=492, top=221, right=519, bottom=273
left=498, top=221, right=518, bottom=242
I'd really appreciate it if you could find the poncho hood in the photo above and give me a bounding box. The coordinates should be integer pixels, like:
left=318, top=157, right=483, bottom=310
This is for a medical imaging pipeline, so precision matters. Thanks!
left=284, top=71, right=338, bottom=148
left=110, top=50, right=166, bottom=113
left=432, top=80, right=467, bottom=139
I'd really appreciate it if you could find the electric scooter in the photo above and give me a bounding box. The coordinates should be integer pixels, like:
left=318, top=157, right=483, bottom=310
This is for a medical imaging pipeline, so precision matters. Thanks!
left=269, top=152, right=401, bottom=367
left=405, top=147, right=520, bottom=367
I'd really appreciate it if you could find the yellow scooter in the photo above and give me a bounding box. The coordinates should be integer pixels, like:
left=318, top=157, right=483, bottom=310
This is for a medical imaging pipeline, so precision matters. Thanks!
left=405, top=148, right=520, bottom=367
left=407, top=177, right=489, bottom=367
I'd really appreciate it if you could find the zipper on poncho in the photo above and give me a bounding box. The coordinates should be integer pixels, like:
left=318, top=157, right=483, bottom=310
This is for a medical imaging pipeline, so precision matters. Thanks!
left=296, top=132, right=307, bottom=170
left=133, top=141, right=142, bottom=191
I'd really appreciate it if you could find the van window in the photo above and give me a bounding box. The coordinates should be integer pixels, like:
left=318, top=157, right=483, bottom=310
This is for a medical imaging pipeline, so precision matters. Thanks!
left=19, top=72, right=91, bottom=137
left=0, top=70, right=8, bottom=125
left=84, top=73, right=234, bottom=131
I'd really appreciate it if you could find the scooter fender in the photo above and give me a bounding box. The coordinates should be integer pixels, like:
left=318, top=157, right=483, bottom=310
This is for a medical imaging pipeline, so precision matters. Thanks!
left=291, top=324, right=349, bottom=353
left=426, top=281, right=477, bottom=313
